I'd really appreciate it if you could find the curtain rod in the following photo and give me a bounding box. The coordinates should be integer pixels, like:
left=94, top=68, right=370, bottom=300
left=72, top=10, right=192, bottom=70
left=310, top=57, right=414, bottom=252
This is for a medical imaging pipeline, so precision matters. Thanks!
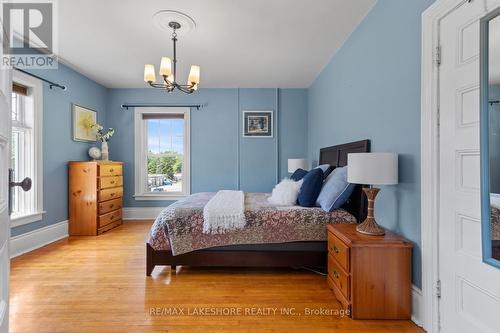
left=14, top=68, right=67, bottom=90
left=120, top=103, right=206, bottom=110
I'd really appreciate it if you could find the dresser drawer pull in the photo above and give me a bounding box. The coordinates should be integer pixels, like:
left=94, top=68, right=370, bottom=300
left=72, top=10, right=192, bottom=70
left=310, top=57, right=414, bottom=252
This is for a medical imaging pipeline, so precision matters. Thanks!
left=110, top=215, right=114, bottom=220
left=110, top=180, right=115, bottom=184
left=110, top=193, right=115, bottom=197
left=109, top=204, right=114, bottom=208
left=109, top=168, right=114, bottom=172
left=332, top=245, right=340, bottom=254
left=333, top=270, right=340, bottom=279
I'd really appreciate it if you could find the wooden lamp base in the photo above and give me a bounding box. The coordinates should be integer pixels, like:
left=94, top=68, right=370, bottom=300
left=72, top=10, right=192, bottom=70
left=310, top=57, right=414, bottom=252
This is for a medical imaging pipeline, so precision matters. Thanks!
left=356, top=187, right=385, bottom=236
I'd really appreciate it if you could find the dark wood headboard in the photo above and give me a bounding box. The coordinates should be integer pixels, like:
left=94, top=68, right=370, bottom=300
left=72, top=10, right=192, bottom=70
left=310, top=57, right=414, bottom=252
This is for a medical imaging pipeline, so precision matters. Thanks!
left=319, top=139, right=370, bottom=222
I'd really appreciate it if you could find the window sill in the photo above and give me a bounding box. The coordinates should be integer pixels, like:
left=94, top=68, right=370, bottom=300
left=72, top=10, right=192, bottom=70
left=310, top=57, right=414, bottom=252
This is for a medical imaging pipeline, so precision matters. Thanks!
left=133, top=194, right=189, bottom=201
left=11, top=211, right=46, bottom=228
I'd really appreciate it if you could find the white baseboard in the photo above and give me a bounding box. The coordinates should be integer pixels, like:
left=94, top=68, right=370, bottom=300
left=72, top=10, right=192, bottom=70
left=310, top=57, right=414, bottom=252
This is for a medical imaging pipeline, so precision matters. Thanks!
left=9, top=220, right=68, bottom=258
left=411, top=284, right=424, bottom=328
left=122, top=207, right=164, bottom=220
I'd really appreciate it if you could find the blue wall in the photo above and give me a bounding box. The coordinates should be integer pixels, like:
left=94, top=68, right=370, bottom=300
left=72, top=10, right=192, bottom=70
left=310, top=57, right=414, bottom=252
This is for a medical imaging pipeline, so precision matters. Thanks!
left=106, top=88, right=308, bottom=207
left=307, top=0, right=434, bottom=288
left=11, top=64, right=108, bottom=237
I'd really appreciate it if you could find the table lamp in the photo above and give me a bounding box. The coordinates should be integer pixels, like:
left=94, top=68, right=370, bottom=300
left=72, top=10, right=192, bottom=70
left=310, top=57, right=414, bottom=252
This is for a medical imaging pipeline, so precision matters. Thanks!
left=347, top=153, right=398, bottom=236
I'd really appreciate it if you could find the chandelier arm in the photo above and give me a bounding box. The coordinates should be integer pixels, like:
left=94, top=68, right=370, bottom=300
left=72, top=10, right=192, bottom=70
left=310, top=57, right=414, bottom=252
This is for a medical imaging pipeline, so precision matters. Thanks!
left=149, top=82, right=170, bottom=88
left=177, top=83, right=195, bottom=88
left=162, top=75, right=174, bottom=87
left=176, top=85, right=194, bottom=94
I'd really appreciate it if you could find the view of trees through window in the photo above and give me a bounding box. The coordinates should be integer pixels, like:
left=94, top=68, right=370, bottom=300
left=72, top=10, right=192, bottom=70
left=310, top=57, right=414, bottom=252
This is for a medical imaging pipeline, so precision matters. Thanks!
left=146, top=117, right=184, bottom=193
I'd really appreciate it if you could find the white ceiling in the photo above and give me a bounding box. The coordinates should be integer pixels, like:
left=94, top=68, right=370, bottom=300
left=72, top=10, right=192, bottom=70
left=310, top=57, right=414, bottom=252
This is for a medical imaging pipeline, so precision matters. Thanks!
left=56, top=0, right=377, bottom=89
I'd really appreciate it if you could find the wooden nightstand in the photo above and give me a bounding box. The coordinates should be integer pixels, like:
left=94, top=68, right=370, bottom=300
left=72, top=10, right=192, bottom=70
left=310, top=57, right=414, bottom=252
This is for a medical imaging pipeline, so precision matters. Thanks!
left=327, top=224, right=412, bottom=319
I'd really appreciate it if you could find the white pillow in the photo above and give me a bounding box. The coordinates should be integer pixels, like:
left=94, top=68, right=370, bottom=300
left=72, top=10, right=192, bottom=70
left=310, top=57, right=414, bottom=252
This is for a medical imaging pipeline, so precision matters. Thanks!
left=268, top=178, right=303, bottom=206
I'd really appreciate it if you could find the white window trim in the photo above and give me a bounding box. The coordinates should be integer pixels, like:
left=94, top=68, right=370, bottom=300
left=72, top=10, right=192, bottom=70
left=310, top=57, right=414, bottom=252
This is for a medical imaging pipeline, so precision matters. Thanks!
left=134, top=107, right=190, bottom=201
left=11, top=70, right=44, bottom=228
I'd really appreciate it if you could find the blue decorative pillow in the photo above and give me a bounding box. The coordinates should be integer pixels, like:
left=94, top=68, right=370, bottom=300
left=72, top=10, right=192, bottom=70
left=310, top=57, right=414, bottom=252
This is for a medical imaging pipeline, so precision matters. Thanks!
left=316, top=166, right=355, bottom=212
left=290, top=168, right=308, bottom=181
left=298, top=168, right=324, bottom=207
left=316, top=164, right=333, bottom=178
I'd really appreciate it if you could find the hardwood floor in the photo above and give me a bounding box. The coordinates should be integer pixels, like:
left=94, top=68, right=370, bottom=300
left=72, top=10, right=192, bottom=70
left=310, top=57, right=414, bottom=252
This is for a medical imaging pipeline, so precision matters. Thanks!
left=10, top=221, right=424, bottom=333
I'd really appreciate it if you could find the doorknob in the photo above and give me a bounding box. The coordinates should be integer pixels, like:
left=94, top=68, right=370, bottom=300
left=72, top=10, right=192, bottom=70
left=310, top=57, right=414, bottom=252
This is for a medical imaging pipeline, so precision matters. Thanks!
left=8, top=168, right=32, bottom=215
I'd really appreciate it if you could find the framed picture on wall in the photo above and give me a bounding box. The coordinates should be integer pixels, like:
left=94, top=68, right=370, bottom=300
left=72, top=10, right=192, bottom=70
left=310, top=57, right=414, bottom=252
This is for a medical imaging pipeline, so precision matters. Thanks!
left=72, top=104, right=97, bottom=142
left=243, top=111, right=273, bottom=138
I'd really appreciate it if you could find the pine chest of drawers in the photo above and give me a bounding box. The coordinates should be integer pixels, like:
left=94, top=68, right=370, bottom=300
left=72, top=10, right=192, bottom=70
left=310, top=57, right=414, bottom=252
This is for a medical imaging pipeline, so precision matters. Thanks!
left=69, top=161, right=123, bottom=235
left=327, top=224, right=412, bottom=319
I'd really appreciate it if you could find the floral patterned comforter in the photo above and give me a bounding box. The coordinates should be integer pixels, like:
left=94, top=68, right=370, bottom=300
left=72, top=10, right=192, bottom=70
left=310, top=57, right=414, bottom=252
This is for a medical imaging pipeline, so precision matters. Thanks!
left=147, top=192, right=356, bottom=255
left=491, top=206, right=500, bottom=240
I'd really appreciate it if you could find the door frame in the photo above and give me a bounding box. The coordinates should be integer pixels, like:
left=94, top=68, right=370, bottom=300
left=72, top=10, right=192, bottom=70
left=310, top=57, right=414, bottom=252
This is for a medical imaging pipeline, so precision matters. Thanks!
left=421, top=0, right=500, bottom=332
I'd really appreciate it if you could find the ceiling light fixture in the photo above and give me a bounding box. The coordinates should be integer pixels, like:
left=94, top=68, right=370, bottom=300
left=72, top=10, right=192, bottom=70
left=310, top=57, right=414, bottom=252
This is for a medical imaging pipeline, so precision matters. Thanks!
left=143, top=21, right=200, bottom=94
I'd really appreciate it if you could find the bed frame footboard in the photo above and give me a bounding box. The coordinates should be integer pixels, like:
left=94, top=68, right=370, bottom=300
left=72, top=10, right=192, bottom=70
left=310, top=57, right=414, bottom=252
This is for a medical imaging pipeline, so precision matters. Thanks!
left=146, top=243, right=327, bottom=276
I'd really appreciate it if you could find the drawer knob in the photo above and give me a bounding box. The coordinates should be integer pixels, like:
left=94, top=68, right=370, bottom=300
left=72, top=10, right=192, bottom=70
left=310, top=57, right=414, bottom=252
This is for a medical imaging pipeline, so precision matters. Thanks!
left=109, top=168, right=114, bottom=172
left=110, top=204, right=114, bottom=208
left=333, top=270, right=340, bottom=279
left=110, top=215, right=114, bottom=220
left=110, top=193, right=115, bottom=197
left=110, top=180, right=115, bottom=184
left=333, top=245, right=340, bottom=254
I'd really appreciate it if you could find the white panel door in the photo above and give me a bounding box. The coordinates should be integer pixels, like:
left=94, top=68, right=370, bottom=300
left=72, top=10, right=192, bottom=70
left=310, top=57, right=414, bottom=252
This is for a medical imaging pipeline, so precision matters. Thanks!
left=439, top=0, right=500, bottom=332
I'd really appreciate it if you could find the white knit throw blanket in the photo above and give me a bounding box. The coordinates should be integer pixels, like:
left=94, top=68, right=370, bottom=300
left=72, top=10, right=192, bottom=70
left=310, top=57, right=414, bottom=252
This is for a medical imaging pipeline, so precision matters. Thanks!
left=203, top=190, right=246, bottom=234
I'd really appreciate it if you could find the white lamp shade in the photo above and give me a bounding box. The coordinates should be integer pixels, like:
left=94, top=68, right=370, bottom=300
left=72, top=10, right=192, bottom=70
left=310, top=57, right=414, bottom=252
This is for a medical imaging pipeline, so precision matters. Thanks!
left=288, top=159, right=308, bottom=173
left=159, top=57, right=172, bottom=76
left=188, top=65, right=200, bottom=84
left=144, top=64, right=156, bottom=82
left=347, top=153, right=398, bottom=185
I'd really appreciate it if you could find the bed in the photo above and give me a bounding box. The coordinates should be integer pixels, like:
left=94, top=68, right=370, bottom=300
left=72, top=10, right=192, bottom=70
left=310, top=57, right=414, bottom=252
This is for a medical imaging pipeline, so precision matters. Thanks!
left=490, top=194, right=500, bottom=258
left=146, top=139, right=370, bottom=275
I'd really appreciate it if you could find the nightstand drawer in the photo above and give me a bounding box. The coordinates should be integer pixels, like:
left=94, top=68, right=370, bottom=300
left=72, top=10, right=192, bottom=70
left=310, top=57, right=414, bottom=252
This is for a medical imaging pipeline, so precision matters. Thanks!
left=98, top=209, right=122, bottom=228
left=98, top=187, right=123, bottom=202
left=328, top=276, right=350, bottom=312
left=328, top=231, right=350, bottom=272
left=99, top=176, right=122, bottom=189
left=99, top=198, right=122, bottom=214
left=98, top=164, right=122, bottom=177
left=328, top=255, right=350, bottom=299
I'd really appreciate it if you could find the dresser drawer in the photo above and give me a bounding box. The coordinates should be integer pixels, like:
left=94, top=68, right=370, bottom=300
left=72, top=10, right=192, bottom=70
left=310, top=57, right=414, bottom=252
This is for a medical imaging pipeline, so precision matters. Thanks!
left=328, top=231, right=350, bottom=272
left=328, top=255, right=350, bottom=300
left=98, top=198, right=122, bottom=214
left=98, top=187, right=123, bottom=202
left=98, top=209, right=122, bottom=228
left=98, top=164, right=122, bottom=177
left=99, top=176, right=123, bottom=189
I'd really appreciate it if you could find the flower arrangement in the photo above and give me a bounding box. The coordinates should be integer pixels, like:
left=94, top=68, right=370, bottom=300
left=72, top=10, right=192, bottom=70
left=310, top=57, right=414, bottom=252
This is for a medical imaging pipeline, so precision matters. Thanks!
left=92, top=123, right=115, bottom=142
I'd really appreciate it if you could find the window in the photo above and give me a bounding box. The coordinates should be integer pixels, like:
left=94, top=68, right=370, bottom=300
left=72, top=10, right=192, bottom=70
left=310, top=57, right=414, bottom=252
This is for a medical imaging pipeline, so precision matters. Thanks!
left=10, top=71, right=44, bottom=227
left=134, top=108, right=190, bottom=200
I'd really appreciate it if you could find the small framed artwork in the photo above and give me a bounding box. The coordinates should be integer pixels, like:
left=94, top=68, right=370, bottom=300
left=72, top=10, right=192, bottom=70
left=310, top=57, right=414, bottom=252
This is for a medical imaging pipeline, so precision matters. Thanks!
left=72, top=104, right=97, bottom=142
left=243, top=111, right=273, bottom=138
